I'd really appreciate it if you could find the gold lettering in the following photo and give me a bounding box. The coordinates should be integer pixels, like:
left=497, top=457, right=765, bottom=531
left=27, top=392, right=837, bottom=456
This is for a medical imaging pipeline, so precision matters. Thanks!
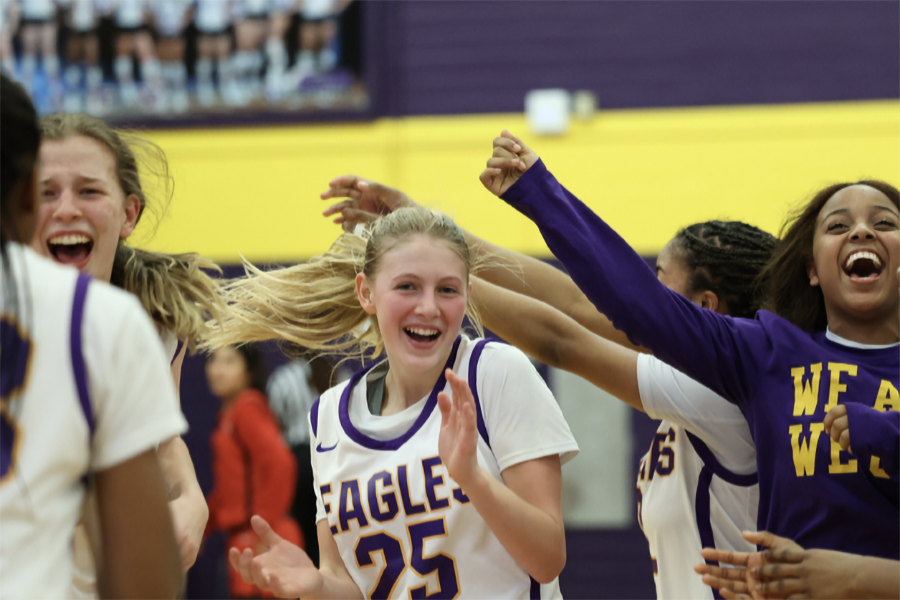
left=789, top=422, right=825, bottom=476
left=827, top=437, right=858, bottom=474
left=874, top=380, right=899, bottom=412
left=824, top=363, right=858, bottom=412
left=792, top=364, right=823, bottom=416
left=870, top=457, right=890, bottom=479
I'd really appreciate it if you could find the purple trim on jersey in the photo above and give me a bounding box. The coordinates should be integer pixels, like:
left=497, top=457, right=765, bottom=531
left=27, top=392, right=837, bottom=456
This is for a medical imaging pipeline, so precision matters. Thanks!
left=467, top=338, right=493, bottom=449
left=695, top=466, right=723, bottom=600
left=171, top=339, right=184, bottom=366
left=530, top=576, right=540, bottom=599
left=686, top=431, right=758, bottom=486
left=70, top=273, right=94, bottom=437
left=310, top=398, right=320, bottom=437
left=338, top=337, right=462, bottom=451
left=687, top=431, right=755, bottom=600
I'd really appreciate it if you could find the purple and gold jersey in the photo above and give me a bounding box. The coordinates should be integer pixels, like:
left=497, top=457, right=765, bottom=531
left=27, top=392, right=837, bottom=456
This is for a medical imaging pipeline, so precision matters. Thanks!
left=501, top=162, right=899, bottom=559
left=309, top=336, right=579, bottom=599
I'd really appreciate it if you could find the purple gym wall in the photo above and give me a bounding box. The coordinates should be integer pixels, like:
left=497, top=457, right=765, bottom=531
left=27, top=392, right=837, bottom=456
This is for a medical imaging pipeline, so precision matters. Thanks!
left=365, top=0, right=898, bottom=117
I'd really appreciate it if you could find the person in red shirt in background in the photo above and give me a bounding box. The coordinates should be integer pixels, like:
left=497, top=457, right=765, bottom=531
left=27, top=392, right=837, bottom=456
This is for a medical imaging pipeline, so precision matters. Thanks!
left=205, top=343, right=301, bottom=599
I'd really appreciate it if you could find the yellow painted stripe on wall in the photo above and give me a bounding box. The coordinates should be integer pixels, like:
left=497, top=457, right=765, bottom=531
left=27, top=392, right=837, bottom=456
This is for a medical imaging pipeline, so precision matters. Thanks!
left=131, top=100, right=899, bottom=262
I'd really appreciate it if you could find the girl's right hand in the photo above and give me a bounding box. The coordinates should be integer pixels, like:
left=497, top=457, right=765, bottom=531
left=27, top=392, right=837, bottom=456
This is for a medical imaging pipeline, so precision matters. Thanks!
left=229, top=515, right=323, bottom=599
left=479, top=130, right=540, bottom=197
left=321, top=175, right=418, bottom=231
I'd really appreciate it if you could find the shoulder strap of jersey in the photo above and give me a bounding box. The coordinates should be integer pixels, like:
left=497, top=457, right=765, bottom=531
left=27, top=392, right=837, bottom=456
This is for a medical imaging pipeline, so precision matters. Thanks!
left=70, top=272, right=95, bottom=439
left=310, top=397, right=321, bottom=437
left=467, top=338, right=494, bottom=449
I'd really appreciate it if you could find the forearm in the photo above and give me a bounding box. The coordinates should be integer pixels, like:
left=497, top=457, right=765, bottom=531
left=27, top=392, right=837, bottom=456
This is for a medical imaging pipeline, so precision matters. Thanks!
left=846, top=405, right=899, bottom=480
left=463, top=467, right=566, bottom=584
left=96, top=450, right=183, bottom=599
left=308, top=520, right=364, bottom=600
left=307, top=566, right=364, bottom=600
left=158, top=436, right=205, bottom=504
left=465, top=231, right=638, bottom=350
left=472, top=278, right=644, bottom=411
left=501, top=160, right=754, bottom=403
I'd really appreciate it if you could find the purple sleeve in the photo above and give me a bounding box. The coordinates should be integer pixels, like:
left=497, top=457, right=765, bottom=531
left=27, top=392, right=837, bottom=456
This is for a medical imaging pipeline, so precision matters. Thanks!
left=500, top=160, right=768, bottom=406
left=845, top=404, right=900, bottom=480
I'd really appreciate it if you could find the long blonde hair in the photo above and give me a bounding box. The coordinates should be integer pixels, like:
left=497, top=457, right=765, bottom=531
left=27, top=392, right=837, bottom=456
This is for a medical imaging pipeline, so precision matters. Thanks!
left=203, top=207, right=484, bottom=360
left=41, top=113, right=225, bottom=348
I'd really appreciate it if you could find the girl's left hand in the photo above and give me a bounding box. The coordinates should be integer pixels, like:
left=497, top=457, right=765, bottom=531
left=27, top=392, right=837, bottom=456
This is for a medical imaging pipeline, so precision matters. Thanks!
left=437, top=369, right=481, bottom=489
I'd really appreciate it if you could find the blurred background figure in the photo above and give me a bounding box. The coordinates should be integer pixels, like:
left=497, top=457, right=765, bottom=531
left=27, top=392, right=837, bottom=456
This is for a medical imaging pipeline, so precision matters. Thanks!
left=263, top=0, right=292, bottom=101
left=265, top=352, right=346, bottom=568
left=231, top=0, right=267, bottom=107
left=0, top=0, right=19, bottom=75
left=151, top=0, right=192, bottom=113
left=110, top=0, right=164, bottom=111
left=194, top=0, right=234, bottom=108
left=290, top=0, right=349, bottom=87
left=17, top=0, right=60, bottom=109
left=60, top=0, right=105, bottom=115
left=204, top=344, right=301, bottom=599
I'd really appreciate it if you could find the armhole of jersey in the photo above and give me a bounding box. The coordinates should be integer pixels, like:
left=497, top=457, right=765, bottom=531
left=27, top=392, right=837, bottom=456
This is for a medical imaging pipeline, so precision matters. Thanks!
left=467, top=339, right=492, bottom=449
left=171, top=339, right=184, bottom=366
left=687, top=429, right=757, bottom=596
left=310, top=397, right=321, bottom=438
left=70, top=273, right=95, bottom=439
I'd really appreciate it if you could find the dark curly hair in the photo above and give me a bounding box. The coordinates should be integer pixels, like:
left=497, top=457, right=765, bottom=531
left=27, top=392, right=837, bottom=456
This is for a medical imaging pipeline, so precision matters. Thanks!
left=673, top=220, right=778, bottom=319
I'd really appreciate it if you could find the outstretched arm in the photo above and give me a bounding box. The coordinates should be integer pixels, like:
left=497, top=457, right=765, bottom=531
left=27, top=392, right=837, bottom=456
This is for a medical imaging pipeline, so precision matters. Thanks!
left=471, top=277, right=643, bottom=411
left=321, top=173, right=639, bottom=351
left=488, top=131, right=766, bottom=405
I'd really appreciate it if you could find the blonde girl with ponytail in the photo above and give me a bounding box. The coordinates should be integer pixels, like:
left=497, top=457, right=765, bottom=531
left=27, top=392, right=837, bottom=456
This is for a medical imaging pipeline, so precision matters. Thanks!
left=206, top=207, right=579, bottom=599
left=31, top=113, right=225, bottom=597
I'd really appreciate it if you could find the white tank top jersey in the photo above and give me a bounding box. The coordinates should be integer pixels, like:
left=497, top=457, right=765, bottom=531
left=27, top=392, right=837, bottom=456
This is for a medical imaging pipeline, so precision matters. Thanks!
left=69, top=325, right=183, bottom=599
left=68, top=0, right=97, bottom=33
left=20, top=0, right=56, bottom=21
left=301, top=0, right=336, bottom=20
left=113, top=0, right=146, bottom=28
left=195, top=0, right=231, bottom=33
left=233, top=0, right=270, bottom=19
left=635, top=354, right=759, bottom=600
left=152, top=0, right=191, bottom=37
left=0, top=244, right=187, bottom=599
left=0, top=0, right=11, bottom=31
left=310, top=336, right=580, bottom=599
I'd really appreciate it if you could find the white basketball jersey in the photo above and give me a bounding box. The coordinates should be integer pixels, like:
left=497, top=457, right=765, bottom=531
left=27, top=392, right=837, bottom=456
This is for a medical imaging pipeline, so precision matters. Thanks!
left=70, top=325, right=183, bottom=598
left=635, top=355, right=759, bottom=600
left=234, top=0, right=269, bottom=18
left=310, top=337, right=579, bottom=599
left=20, top=0, right=56, bottom=20
left=152, top=0, right=191, bottom=37
left=114, top=0, right=146, bottom=28
left=0, top=244, right=186, bottom=599
left=195, top=0, right=231, bottom=33
left=69, top=0, right=97, bottom=33
left=0, top=0, right=13, bottom=30
left=301, top=0, right=335, bottom=20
